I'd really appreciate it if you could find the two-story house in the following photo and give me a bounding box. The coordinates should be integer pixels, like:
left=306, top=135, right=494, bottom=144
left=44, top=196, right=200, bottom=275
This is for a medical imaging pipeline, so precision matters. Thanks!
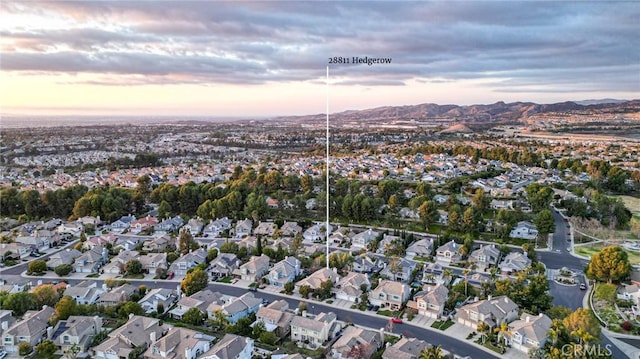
left=1, top=306, right=55, bottom=353
left=234, top=219, right=253, bottom=239
left=169, top=289, right=226, bottom=320
left=295, top=267, right=340, bottom=293
left=280, top=222, right=302, bottom=238
left=200, top=334, right=253, bottom=359
left=380, top=258, right=416, bottom=283
left=335, top=272, right=370, bottom=303
left=412, top=284, right=448, bottom=319
left=168, top=248, right=207, bottom=277
left=329, top=326, right=382, bottom=359
left=64, top=280, right=105, bottom=305
left=129, top=216, right=158, bottom=234
left=510, top=221, right=538, bottom=240
left=220, top=293, right=262, bottom=324
left=51, top=315, right=103, bottom=353
left=406, top=238, right=434, bottom=259
left=154, top=216, right=184, bottom=233
left=143, top=327, right=214, bottom=359
left=239, top=255, right=270, bottom=282
left=138, top=288, right=178, bottom=314
left=208, top=253, right=240, bottom=281
left=203, top=217, right=232, bottom=238
left=110, top=215, right=136, bottom=233
left=381, top=337, right=430, bottom=359
left=499, top=252, right=531, bottom=274
left=254, top=300, right=295, bottom=338
left=93, top=316, right=166, bottom=359
left=350, top=229, right=379, bottom=251
left=186, top=218, right=205, bottom=237
left=456, top=296, right=519, bottom=330
left=97, top=284, right=137, bottom=307
left=505, top=313, right=552, bottom=354
left=469, top=244, right=501, bottom=272
left=268, top=256, right=301, bottom=288
left=435, top=240, right=463, bottom=265
left=254, top=221, right=278, bottom=237
left=290, top=312, right=339, bottom=348
left=74, top=245, right=108, bottom=273
left=369, top=280, right=411, bottom=311
left=46, top=249, right=82, bottom=269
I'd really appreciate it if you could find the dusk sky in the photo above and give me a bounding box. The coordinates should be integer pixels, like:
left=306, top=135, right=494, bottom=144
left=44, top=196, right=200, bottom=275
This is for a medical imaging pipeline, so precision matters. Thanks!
left=1, top=1, right=638, bottom=117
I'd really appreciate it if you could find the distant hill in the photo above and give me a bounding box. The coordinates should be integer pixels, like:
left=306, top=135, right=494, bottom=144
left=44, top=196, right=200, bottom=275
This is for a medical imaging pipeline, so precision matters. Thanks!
left=574, top=99, right=628, bottom=106
left=276, top=99, right=640, bottom=125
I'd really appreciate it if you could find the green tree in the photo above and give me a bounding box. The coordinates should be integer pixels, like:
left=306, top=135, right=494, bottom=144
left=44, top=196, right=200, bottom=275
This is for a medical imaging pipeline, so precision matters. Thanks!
left=181, top=267, right=208, bottom=296
left=55, top=295, right=78, bottom=320
left=533, top=209, right=555, bottom=238
left=299, top=284, right=312, bottom=299
left=563, top=308, right=600, bottom=344
left=252, top=321, right=266, bottom=339
left=284, top=281, right=295, bottom=295
left=179, top=230, right=199, bottom=255
left=33, top=284, right=60, bottom=307
left=526, top=184, right=553, bottom=212
left=259, top=331, right=278, bottom=345
left=18, top=342, right=33, bottom=356
left=125, top=259, right=143, bottom=275
left=27, top=259, right=47, bottom=275
left=419, top=200, right=438, bottom=229
left=118, top=301, right=144, bottom=318
left=35, top=340, right=57, bottom=358
left=183, top=307, right=205, bottom=325
left=54, top=263, right=73, bottom=276
left=420, top=345, right=446, bottom=359
left=586, top=245, right=631, bottom=283
left=158, top=200, right=172, bottom=220
left=3, top=292, right=37, bottom=316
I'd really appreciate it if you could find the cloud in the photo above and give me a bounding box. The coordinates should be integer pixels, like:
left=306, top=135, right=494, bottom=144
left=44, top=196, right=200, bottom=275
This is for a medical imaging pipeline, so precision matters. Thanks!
left=1, top=1, right=638, bottom=91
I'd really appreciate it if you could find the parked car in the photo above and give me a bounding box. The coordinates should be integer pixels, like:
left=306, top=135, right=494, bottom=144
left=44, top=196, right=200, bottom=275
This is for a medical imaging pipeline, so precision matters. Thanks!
left=580, top=283, right=587, bottom=290
left=391, top=318, right=403, bottom=324
left=248, top=287, right=257, bottom=292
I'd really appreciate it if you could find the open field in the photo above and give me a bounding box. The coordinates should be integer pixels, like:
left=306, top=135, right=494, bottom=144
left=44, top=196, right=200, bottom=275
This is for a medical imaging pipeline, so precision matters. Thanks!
left=574, top=242, right=640, bottom=265
left=617, top=195, right=640, bottom=215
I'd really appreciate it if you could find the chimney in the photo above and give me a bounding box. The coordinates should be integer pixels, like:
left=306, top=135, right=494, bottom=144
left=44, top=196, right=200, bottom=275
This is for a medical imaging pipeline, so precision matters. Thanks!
left=526, top=316, right=530, bottom=323
left=1, top=321, right=8, bottom=330
left=150, top=331, right=157, bottom=342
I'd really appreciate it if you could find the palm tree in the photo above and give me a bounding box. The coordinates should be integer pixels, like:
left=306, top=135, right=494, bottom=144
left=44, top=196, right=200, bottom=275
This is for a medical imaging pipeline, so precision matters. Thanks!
left=419, top=345, right=446, bottom=359
left=494, top=321, right=509, bottom=348
left=477, top=322, right=490, bottom=344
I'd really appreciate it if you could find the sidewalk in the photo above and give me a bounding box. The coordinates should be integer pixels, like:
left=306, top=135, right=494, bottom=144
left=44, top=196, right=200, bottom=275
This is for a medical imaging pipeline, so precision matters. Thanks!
left=602, top=330, right=640, bottom=359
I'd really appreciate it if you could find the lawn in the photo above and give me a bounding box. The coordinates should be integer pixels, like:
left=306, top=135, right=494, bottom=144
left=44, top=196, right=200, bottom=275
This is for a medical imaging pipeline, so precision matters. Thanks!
left=617, top=195, right=640, bottom=215
left=217, top=276, right=232, bottom=283
left=377, top=309, right=401, bottom=318
left=123, top=273, right=145, bottom=279
left=431, top=320, right=455, bottom=331
left=574, top=243, right=640, bottom=265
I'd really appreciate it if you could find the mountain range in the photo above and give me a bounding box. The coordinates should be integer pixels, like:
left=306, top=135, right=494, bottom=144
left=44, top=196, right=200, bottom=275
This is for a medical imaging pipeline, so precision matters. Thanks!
left=276, top=99, right=640, bottom=124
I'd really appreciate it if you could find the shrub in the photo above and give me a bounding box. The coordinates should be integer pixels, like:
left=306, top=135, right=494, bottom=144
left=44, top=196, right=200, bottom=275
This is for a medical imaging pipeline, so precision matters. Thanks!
left=621, top=321, right=633, bottom=331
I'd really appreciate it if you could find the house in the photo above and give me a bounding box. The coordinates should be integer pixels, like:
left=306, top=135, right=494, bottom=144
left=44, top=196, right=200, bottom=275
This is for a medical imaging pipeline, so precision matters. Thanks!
left=305, top=198, right=317, bottom=210
left=143, top=327, right=214, bottom=359
left=437, top=210, right=449, bottom=225
left=239, top=255, right=270, bottom=282
left=456, top=296, right=519, bottom=330
left=268, top=256, right=301, bottom=287
left=139, top=252, right=168, bottom=274
left=280, top=222, right=302, bottom=237
left=254, top=300, right=295, bottom=338
left=499, top=252, right=532, bottom=274
left=0, top=242, right=31, bottom=259
left=329, top=326, right=382, bottom=359
left=46, top=248, right=82, bottom=269
left=335, top=272, right=370, bottom=302
left=0, top=310, right=16, bottom=336
left=380, top=258, right=417, bottom=283
left=186, top=218, right=205, bottom=236
left=154, top=216, right=184, bottom=233
left=220, top=293, right=262, bottom=324
left=295, top=267, right=340, bottom=292
left=76, top=216, right=101, bottom=226
left=433, top=195, right=449, bottom=204
left=103, top=250, right=142, bottom=275
left=92, top=316, right=166, bottom=359
left=57, top=222, right=84, bottom=237
left=168, top=248, right=207, bottom=276
left=200, top=334, right=253, bottom=359
left=350, top=229, right=379, bottom=250
left=74, top=245, right=108, bottom=273
left=208, top=253, right=240, bottom=281
left=169, top=289, right=225, bottom=319
left=381, top=337, right=430, bottom=359
left=114, top=235, right=145, bottom=252
left=142, top=235, right=173, bottom=252
left=110, top=215, right=137, bottom=233
left=352, top=255, right=382, bottom=274
left=617, top=283, right=640, bottom=315
left=1, top=306, right=55, bottom=353
left=64, top=280, right=105, bottom=305
left=510, top=221, right=538, bottom=240
left=203, top=217, right=232, bottom=238
left=138, top=288, right=178, bottom=314
left=98, top=284, right=137, bottom=307
left=15, top=235, right=50, bottom=252
left=50, top=315, right=103, bottom=353
left=406, top=238, right=433, bottom=259
left=290, top=312, right=339, bottom=348
left=412, top=284, right=448, bottom=319
left=303, top=223, right=333, bottom=243
left=421, top=263, right=452, bottom=286
left=129, top=216, right=158, bottom=234
left=254, top=221, right=277, bottom=237
left=435, top=240, right=463, bottom=265
left=505, top=313, right=552, bottom=354
left=369, top=280, right=411, bottom=310
left=234, top=219, right=253, bottom=239
left=376, top=234, right=400, bottom=254
left=469, top=244, right=501, bottom=271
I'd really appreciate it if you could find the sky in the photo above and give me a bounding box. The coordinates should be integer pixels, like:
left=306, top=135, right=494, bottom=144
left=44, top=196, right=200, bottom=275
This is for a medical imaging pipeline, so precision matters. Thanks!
left=1, top=1, right=639, bottom=117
